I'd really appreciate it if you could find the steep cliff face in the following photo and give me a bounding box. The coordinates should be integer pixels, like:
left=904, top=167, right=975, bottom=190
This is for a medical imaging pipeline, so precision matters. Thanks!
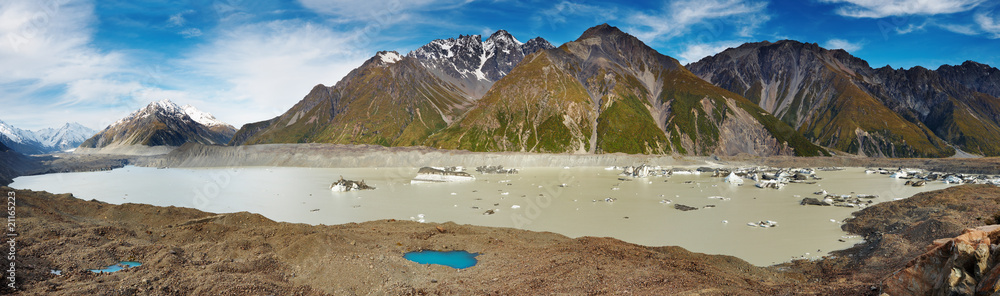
left=936, top=61, right=1000, bottom=98
left=689, top=40, right=954, bottom=157
left=862, top=65, right=1000, bottom=156
left=429, top=24, right=825, bottom=156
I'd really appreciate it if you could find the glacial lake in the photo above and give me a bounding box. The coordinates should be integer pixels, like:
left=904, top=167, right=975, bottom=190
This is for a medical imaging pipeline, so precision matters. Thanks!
left=11, top=166, right=955, bottom=266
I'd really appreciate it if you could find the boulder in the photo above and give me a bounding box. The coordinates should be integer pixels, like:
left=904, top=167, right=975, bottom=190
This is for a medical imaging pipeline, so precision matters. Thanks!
left=882, top=225, right=1000, bottom=296
left=800, top=198, right=831, bottom=206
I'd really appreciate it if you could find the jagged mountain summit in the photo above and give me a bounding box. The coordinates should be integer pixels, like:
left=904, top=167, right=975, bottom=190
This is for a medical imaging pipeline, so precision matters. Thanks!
left=427, top=24, right=825, bottom=156
left=230, top=30, right=554, bottom=147
left=0, top=120, right=96, bottom=154
left=80, top=100, right=236, bottom=153
left=688, top=40, right=1000, bottom=157
left=409, top=30, right=555, bottom=99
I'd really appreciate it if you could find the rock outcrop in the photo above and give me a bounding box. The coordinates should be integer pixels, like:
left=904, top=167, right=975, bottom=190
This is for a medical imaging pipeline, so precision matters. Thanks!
left=882, top=225, right=1000, bottom=295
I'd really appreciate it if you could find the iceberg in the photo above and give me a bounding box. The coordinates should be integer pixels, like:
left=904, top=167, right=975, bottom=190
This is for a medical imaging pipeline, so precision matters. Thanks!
left=411, top=167, right=476, bottom=184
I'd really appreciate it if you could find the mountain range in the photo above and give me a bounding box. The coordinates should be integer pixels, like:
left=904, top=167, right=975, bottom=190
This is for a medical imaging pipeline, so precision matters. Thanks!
left=688, top=41, right=1000, bottom=157
left=230, top=25, right=827, bottom=156
left=49, top=24, right=1000, bottom=158
left=0, top=120, right=96, bottom=154
left=80, top=100, right=236, bottom=151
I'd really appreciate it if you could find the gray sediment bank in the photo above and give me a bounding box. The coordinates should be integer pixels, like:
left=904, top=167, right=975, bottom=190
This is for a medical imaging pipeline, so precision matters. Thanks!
left=137, top=143, right=711, bottom=168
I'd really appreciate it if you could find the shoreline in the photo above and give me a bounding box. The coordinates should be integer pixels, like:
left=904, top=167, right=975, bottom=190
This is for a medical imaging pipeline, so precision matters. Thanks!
left=47, top=143, right=1000, bottom=176
left=7, top=184, right=998, bottom=294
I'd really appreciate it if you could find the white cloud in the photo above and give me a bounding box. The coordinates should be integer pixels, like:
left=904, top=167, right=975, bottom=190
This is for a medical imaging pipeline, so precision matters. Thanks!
left=179, top=20, right=370, bottom=126
left=167, top=10, right=195, bottom=27
left=824, top=38, right=864, bottom=52
left=538, top=1, right=618, bottom=28
left=895, top=22, right=927, bottom=34
left=0, top=0, right=148, bottom=130
left=976, top=12, right=1000, bottom=38
left=676, top=41, right=743, bottom=64
left=180, top=28, right=202, bottom=38
left=297, top=0, right=469, bottom=23
left=821, top=0, right=985, bottom=18
left=626, top=0, right=768, bottom=42
left=0, top=0, right=123, bottom=87
left=939, top=23, right=979, bottom=35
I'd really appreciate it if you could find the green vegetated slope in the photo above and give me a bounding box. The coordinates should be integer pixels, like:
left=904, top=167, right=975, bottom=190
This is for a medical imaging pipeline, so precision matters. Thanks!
left=233, top=52, right=470, bottom=147
left=425, top=50, right=594, bottom=153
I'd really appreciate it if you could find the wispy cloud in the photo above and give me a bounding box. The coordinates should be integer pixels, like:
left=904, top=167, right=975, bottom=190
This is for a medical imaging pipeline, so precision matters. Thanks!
left=0, top=0, right=146, bottom=129
left=938, top=22, right=979, bottom=35
left=297, top=0, right=470, bottom=23
left=821, top=0, right=986, bottom=18
left=626, top=0, right=769, bottom=42
left=976, top=12, right=1000, bottom=38
left=180, top=28, right=203, bottom=38
left=676, top=41, right=742, bottom=64
left=179, top=20, right=369, bottom=126
left=824, top=38, right=864, bottom=52
left=536, top=1, right=618, bottom=30
left=167, top=10, right=195, bottom=27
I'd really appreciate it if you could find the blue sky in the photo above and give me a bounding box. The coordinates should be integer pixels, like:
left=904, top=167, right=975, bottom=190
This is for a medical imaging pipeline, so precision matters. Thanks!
left=2, top=0, right=999, bottom=131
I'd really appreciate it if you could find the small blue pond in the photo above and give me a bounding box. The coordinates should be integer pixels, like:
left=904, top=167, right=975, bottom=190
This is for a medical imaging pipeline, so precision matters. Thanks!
left=89, top=261, right=142, bottom=273
left=403, top=250, right=478, bottom=269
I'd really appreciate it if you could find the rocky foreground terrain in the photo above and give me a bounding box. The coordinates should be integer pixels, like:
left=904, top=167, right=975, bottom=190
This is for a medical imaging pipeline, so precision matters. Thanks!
left=2, top=184, right=1000, bottom=295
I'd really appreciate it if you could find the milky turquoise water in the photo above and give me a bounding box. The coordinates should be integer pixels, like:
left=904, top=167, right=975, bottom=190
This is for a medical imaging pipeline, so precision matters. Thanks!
left=403, top=250, right=479, bottom=269
left=88, top=261, right=141, bottom=273
left=11, top=166, right=955, bottom=266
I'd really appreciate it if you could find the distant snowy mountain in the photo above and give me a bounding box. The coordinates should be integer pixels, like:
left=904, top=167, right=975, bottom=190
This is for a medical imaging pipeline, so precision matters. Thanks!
left=34, top=123, right=97, bottom=151
left=0, top=120, right=96, bottom=154
left=81, top=99, right=237, bottom=150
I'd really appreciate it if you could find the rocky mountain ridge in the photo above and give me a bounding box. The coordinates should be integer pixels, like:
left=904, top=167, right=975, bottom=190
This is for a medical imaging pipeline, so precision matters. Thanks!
left=226, top=24, right=1000, bottom=158
left=80, top=100, right=236, bottom=151
left=688, top=40, right=1000, bottom=157
left=232, top=25, right=826, bottom=156
left=230, top=30, right=556, bottom=147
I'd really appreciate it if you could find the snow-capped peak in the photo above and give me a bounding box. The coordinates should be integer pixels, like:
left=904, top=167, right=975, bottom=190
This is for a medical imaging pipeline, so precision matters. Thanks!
left=181, top=104, right=228, bottom=127
left=108, top=99, right=228, bottom=129
left=379, top=51, right=403, bottom=64
left=487, top=30, right=522, bottom=46
left=407, top=30, right=553, bottom=83
left=0, top=120, right=27, bottom=143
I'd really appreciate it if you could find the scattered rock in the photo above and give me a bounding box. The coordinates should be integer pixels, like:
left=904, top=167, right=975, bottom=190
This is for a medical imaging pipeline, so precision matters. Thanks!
left=674, top=204, right=699, bottom=211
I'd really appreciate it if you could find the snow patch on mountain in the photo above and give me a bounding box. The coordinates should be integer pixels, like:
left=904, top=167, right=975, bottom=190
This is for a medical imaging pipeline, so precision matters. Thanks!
left=182, top=104, right=228, bottom=127
left=379, top=51, right=403, bottom=64
left=408, top=30, right=554, bottom=83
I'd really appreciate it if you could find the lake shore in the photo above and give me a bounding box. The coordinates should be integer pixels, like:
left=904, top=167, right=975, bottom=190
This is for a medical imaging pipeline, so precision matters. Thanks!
left=36, top=143, right=1000, bottom=175
left=6, top=184, right=999, bottom=295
